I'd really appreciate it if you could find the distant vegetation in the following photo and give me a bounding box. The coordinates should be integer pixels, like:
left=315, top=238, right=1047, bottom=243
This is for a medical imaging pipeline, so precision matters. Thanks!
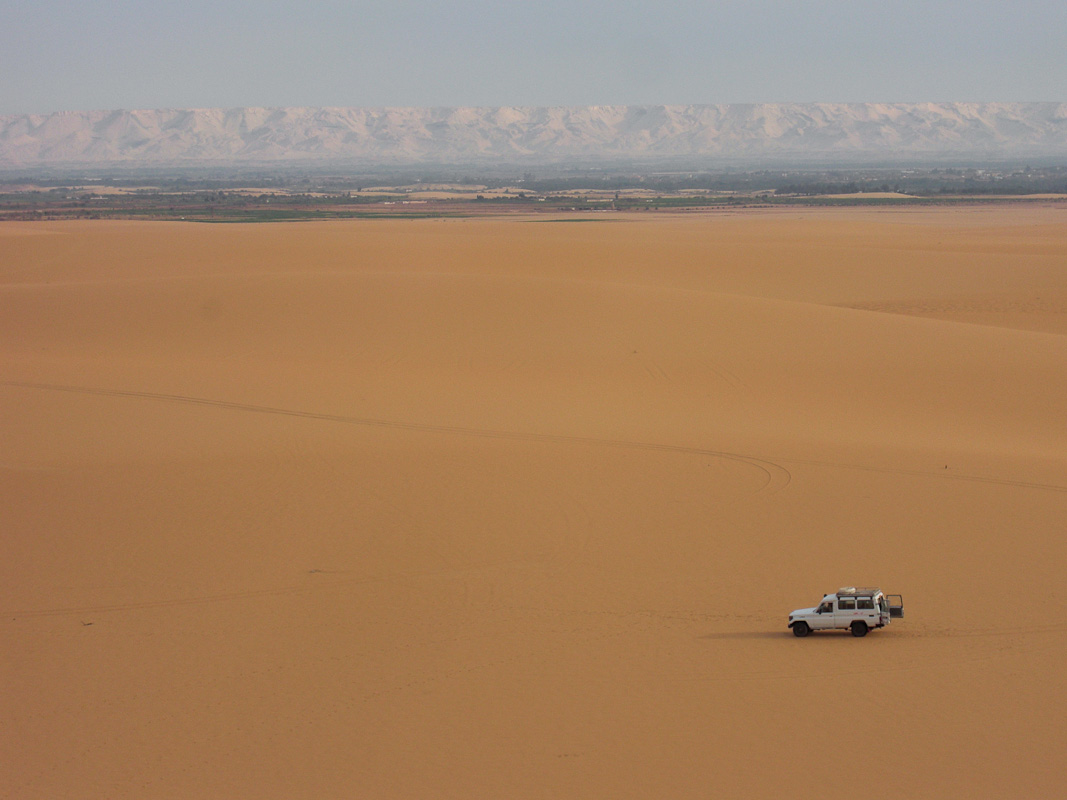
left=518, top=165, right=1067, bottom=196
left=2, top=165, right=1064, bottom=221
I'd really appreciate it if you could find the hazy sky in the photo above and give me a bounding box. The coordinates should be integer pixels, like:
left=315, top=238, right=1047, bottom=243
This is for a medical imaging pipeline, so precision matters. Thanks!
left=2, top=0, right=1064, bottom=115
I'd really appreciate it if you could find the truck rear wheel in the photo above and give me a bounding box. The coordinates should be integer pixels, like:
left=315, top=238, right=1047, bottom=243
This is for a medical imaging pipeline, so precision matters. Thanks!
left=792, top=622, right=810, bottom=637
left=850, top=621, right=868, bottom=638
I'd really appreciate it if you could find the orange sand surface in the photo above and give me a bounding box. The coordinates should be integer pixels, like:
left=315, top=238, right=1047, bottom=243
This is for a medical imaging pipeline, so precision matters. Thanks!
left=2, top=208, right=1065, bottom=798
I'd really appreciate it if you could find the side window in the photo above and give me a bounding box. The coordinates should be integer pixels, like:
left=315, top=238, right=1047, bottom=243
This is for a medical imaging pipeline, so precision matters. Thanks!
left=818, top=601, right=833, bottom=613
left=839, top=597, right=856, bottom=610
left=857, top=597, right=874, bottom=610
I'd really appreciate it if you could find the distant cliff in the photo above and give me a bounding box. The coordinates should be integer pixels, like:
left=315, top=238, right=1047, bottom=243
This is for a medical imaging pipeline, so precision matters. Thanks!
left=2, top=103, right=1065, bottom=167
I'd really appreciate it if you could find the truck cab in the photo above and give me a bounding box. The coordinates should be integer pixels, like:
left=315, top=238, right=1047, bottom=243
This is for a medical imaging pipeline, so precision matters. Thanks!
left=789, top=587, right=903, bottom=637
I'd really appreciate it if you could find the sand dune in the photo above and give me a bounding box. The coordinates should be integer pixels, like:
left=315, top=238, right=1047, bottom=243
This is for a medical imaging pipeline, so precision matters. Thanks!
left=2, top=208, right=1065, bottom=798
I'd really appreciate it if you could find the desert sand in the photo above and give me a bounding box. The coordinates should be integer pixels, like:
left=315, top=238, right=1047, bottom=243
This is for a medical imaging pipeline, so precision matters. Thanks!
left=2, top=207, right=1065, bottom=798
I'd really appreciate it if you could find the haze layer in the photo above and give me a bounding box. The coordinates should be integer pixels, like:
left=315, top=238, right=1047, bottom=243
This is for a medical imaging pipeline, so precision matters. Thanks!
left=2, top=208, right=1065, bottom=798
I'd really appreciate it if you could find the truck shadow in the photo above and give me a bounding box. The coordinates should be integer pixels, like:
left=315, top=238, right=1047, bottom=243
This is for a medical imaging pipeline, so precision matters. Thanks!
left=700, top=631, right=895, bottom=641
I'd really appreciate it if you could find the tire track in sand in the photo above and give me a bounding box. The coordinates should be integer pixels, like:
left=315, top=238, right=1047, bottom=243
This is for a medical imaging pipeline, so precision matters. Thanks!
left=3, top=557, right=531, bottom=620
left=1, top=379, right=790, bottom=620
left=0, top=379, right=792, bottom=494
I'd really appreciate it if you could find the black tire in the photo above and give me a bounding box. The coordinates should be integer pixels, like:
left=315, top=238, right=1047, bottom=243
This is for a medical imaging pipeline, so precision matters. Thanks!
left=850, top=621, right=868, bottom=638
left=792, top=622, right=810, bottom=637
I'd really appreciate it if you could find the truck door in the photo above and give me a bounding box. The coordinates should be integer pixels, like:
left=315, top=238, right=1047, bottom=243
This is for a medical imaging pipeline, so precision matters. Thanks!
left=811, top=598, right=836, bottom=630
left=835, top=596, right=857, bottom=629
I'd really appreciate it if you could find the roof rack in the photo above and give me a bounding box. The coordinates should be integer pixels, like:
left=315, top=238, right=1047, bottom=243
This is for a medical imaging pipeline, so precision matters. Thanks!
left=837, top=587, right=881, bottom=596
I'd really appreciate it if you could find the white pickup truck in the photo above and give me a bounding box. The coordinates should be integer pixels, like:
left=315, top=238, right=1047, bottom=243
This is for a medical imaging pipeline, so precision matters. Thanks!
left=789, top=587, right=903, bottom=637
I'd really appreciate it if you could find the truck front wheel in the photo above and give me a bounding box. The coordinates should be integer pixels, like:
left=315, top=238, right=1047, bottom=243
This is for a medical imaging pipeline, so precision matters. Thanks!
left=850, top=621, right=868, bottom=637
left=792, top=622, right=810, bottom=637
